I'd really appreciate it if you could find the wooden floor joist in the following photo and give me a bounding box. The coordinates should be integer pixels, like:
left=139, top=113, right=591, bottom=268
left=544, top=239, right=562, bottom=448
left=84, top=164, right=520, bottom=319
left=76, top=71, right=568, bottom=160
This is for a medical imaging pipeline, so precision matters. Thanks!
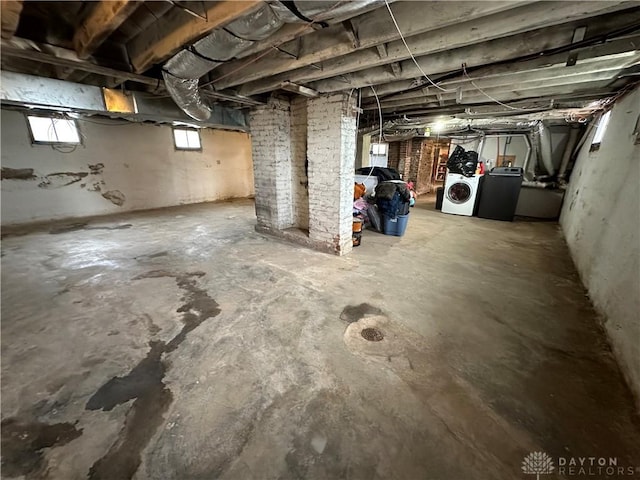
left=127, top=0, right=262, bottom=74
left=73, top=0, right=141, bottom=59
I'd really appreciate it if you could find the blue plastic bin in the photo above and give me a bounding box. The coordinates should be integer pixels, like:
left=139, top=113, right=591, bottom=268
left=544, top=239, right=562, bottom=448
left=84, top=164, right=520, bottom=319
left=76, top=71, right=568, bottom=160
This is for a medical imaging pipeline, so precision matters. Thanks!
left=383, top=214, right=409, bottom=236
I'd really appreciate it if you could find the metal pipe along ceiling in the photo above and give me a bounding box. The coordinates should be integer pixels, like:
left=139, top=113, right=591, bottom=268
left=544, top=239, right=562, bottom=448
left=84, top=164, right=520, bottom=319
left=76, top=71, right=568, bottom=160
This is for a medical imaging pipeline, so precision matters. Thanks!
left=162, top=0, right=382, bottom=121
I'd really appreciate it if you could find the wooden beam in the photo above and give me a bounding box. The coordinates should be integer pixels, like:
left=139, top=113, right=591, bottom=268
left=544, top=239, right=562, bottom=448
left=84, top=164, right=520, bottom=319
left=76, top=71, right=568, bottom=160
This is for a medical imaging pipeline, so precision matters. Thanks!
left=279, top=81, right=318, bottom=97
left=375, top=43, right=387, bottom=59
left=1, top=0, right=23, bottom=40
left=367, top=53, right=638, bottom=105
left=73, top=1, right=141, bottom=59
left=236, top=2, right=636, bottom=96
left=127, top=0, right=262, bottom=74
left=342, top=20, right=359, bottom=49
left=213, top=1, right=531, bottom=90
left=358, top=34, right=640, bottom=99
left=374, top=80, right=617, bottom=112
left=1, top=41, right=263, bottom=108
left=1, top=40, right=160, bottom=87
left=310, top=14, right=640, bottom=96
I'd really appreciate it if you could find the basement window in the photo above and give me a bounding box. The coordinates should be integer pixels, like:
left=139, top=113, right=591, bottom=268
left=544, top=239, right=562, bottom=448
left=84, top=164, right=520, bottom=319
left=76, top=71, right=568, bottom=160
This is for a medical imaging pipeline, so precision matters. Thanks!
left=590, top=110, right=611, bottom=150
left=173, top=128, right=201, bottom=151
left=27, top=115, right=81, bottom=145
left=371, top=143, right=387, bottom=155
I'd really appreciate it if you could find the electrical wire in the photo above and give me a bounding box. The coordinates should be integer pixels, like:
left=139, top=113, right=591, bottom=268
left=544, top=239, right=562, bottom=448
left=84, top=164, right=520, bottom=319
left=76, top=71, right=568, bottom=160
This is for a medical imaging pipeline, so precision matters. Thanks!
left=369, top=85, right=383, bottom=144
left=383, top=0, right=451, bottom=93
left=356, top=85, right=384, bottom=187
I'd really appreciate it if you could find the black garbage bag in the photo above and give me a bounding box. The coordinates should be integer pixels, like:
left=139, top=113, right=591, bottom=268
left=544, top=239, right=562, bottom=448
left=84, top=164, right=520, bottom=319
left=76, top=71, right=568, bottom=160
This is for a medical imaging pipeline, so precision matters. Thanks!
left=367, top=204, right=383, bottom=232
left=462, top=151, right=479, bottom=177
left=447, top=145, right=466, bottom=170
left=355, top=167, right=400, bottom=182
left=446, top=145, right=478, bottom=177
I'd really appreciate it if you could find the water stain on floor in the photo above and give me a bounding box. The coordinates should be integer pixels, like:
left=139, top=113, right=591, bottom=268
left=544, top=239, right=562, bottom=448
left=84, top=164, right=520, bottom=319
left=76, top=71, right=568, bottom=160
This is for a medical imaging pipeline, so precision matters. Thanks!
left=85, top=270, right=221, bottom=480
left=340, top=303, right=383, bottom=323
left=0, top=418, right=82, bottom=478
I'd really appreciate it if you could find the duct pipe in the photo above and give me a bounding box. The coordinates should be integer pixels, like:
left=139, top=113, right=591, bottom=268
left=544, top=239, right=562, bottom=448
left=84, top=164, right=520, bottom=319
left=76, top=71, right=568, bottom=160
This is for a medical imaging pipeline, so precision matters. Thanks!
left=162, top=1, right=384, bottom=121
left=557, top=125, right=581, bottom=180
left=537, top=121, right=556, bottom=176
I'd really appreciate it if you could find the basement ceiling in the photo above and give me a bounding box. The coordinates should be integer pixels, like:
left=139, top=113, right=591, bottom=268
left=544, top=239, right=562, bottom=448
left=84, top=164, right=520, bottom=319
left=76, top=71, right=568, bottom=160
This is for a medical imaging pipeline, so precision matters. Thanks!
left=1, top=0, right=639, bottom=124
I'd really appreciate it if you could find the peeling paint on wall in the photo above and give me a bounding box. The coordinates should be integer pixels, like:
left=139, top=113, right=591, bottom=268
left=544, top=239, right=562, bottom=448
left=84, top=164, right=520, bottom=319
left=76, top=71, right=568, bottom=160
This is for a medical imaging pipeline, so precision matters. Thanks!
left=38, top=172, right=89, bottom=189
left=88, top=163, right=104, bottom=174
left=1, top=167, right=36, bottom=180
left=1, top=109, right=254, bottom=225
left=101, top=190, right=126, bottom=206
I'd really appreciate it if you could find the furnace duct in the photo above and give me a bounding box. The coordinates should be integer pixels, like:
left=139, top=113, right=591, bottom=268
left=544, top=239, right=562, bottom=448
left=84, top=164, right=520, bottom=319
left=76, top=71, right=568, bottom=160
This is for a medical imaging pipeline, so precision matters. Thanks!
left=163, top=1, right=383, bottom=121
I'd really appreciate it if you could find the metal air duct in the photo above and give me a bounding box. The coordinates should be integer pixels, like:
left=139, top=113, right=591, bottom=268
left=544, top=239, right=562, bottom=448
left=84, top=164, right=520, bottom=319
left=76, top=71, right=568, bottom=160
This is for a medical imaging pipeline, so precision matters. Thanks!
left=163, top=1, right=384, bottom=121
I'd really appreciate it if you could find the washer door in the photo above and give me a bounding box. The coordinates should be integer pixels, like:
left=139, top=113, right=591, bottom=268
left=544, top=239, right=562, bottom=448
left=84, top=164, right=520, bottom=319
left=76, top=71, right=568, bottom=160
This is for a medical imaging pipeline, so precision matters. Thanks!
left=447, top=182, right=472, bottom=204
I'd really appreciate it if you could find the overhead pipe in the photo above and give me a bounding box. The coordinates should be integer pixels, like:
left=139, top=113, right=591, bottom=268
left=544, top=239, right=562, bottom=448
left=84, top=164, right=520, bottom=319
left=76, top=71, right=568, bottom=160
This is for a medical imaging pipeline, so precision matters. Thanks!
left=162, top=1, right=384, bottom=120
left=536, top=121, right=556, bottom=176
left=558, top=125, right=582, bottom=181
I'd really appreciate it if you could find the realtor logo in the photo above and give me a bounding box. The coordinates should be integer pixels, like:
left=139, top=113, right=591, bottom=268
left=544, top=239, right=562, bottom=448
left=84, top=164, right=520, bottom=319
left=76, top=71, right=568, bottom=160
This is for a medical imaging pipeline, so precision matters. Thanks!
left=522, top=451, right=555, bottom=480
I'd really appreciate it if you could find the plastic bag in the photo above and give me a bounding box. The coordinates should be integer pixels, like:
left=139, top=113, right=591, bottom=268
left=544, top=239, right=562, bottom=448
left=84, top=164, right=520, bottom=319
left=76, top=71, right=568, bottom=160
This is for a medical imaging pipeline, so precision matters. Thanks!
left=367, top=205, right=383, bottom=233
left=446, top=145, right=479, bottom=177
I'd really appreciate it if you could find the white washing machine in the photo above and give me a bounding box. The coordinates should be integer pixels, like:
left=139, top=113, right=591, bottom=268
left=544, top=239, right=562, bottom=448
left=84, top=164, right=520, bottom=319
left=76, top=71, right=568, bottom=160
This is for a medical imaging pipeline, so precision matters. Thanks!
left=441, top=172, right=482, bottom=216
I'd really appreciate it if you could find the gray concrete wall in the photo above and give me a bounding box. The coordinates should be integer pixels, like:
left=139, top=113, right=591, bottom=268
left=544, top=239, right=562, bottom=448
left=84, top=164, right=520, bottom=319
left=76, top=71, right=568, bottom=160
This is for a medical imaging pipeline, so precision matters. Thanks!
left=1, top=109, right=254, bottom=225
left=560, top=86, right=640, bottom=404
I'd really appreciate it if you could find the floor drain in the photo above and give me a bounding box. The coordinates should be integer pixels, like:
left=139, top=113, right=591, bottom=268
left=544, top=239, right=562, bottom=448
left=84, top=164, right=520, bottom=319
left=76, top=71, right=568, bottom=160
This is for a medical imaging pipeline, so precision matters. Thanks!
left=361, top=327, right=384, bottom=342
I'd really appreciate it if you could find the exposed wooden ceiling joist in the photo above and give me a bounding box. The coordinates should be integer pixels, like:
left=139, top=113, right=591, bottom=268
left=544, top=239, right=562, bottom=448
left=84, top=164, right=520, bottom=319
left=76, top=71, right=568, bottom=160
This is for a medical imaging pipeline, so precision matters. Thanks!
left=1, top=40, right=161, bottom=87
left=363, top=53, right=639, bottom=107
left=310, top=12, right=640, bottom=95
left=380, top=90, right=618, bottom=118
left=372, top=73, right=626, bottom=111
left=234, top=1, right=636, bottom=97
left=211, top=1, right=530, bottom=90
left=1, top=0, right=23, bottom=40
left=73, top=0, right=141, bottom=59
left=359, top=36, right=640, bottom=100
left=127, top=0, right=263, bottom=74
left=1, top=39, right=264, bottom=108
left=378, top=80, right=616, bottom=113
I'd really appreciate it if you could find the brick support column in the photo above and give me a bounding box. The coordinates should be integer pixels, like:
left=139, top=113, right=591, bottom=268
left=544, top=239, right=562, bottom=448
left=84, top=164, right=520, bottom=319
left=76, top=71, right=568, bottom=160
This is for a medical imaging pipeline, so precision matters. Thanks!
left=387, top=141, right=400, bottom=171
left=249, top=98, right=293, bottom=231
left=398, top=139, right=412, bottom=179
left=409, top=137, right=424, bottom=183
left=307, top=93, right=356, bottom=255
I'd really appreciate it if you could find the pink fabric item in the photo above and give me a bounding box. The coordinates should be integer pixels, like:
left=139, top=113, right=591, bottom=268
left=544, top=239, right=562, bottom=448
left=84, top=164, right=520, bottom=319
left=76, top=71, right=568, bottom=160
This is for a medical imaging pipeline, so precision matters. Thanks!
left=354, top=198, right=368, bottom=211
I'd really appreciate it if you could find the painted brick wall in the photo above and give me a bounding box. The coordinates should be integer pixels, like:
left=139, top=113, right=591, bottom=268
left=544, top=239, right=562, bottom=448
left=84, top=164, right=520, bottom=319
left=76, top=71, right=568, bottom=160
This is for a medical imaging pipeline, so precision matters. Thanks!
left=387, top=141, right=400, bottom=171
left=290, top=97, right=309, bottom=230
left=249, top=98, right=293, bottom=230
left=408, top=138, right=424, bottom=184
left=416, top=140, right=435, bottom=194
left=307, top=93, right=356, bottom=255
left=398, top=139, right=412, bottom=179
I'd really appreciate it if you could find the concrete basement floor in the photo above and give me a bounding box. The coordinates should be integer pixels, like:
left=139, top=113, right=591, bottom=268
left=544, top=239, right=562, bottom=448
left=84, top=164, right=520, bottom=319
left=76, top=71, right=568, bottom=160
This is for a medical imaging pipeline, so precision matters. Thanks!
left=1, top=198, right=639, bottom=480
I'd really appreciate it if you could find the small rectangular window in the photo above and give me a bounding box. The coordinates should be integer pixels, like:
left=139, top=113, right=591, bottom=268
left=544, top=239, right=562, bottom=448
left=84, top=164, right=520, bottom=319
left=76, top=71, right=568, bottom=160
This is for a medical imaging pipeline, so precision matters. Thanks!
left=371, top=143, right=387, bottom=155
left=27, top=115, right=81, bottom=144
left=173, top=128, right=201, bottom=150
left=591, top=110, right=611, bottom=146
